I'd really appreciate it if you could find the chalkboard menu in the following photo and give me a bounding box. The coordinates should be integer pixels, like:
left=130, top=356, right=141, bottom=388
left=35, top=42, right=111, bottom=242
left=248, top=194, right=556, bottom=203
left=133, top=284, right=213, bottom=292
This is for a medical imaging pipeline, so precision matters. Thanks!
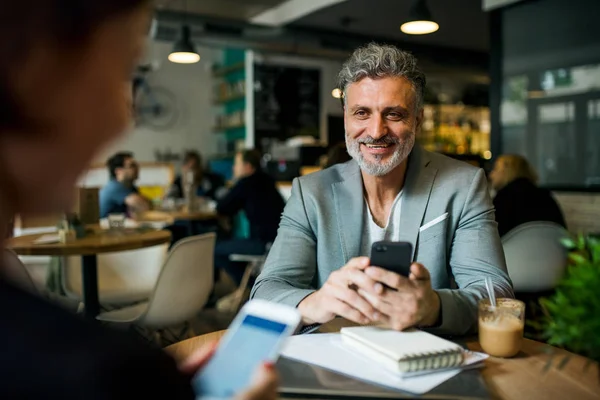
left=253, top=64, right=320, bottom=150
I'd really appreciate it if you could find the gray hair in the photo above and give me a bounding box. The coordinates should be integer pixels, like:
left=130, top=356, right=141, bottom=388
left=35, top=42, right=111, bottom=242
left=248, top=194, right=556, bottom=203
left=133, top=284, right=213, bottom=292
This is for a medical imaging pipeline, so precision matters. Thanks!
left=337, top=43, right=426, bottom=110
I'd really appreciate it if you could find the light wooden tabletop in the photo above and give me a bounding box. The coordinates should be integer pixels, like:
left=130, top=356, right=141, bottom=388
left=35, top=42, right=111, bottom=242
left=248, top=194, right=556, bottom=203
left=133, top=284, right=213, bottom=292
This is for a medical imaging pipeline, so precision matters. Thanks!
left=166, top=319, right=600, bottom=400
left=137, top=209, right=217, bottom=223
left=6, top=227, right=171, bottom=256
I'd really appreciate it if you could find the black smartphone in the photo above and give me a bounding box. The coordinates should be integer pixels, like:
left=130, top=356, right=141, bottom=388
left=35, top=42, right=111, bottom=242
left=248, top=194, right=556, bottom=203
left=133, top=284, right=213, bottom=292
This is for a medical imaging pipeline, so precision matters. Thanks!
left=369, top=241, right=413, bottom=277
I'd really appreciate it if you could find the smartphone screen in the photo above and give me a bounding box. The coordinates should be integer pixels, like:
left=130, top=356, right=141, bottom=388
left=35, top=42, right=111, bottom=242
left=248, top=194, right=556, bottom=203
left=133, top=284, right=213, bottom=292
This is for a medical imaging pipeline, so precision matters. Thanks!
left=193, top=314, right=289, bottom=398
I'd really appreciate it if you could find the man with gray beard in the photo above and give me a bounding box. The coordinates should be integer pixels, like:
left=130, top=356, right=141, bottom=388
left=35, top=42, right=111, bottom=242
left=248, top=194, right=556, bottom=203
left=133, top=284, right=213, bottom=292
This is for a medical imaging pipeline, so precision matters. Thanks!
left=251, top=43, right=513, bottom=335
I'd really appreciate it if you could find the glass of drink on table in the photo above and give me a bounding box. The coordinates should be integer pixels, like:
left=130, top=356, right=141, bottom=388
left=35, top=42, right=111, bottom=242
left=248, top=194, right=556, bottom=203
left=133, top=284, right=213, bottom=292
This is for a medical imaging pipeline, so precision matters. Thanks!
left=478, top=298, right=525, bottom=357
left=108, top=213, right=126, bottom=231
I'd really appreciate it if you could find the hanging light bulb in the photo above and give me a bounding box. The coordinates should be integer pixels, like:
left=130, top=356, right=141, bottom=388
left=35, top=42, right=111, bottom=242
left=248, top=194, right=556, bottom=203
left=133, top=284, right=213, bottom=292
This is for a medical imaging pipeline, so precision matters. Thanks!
left=169, top=25, right=200, bottom=64
left=331, top=88, right=343, bottom=99
left=401, top=0, right=439, bottom=35
left=169, top=0, right=200, bottom=64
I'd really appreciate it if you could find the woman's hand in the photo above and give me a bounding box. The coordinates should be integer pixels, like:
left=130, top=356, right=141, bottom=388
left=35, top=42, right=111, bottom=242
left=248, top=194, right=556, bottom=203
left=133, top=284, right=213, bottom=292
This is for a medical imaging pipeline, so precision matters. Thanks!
left=178, top=341, right=279, bottom=400
left=236, top=362, right=278, bottom=400
left=178, top=341, right=218, bottom=375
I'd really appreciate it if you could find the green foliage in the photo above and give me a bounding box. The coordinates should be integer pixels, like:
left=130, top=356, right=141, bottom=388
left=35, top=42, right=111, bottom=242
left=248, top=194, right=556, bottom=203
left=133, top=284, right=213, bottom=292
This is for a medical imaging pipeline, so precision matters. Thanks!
left=538, top=234, right=600, bottom=363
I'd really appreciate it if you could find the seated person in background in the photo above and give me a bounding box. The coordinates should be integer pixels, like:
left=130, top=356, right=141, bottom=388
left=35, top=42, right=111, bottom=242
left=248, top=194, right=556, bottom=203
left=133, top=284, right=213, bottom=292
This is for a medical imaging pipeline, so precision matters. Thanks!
left=323, top=142, right=352, bottom=169
left=489, top=154, right=566, bottom=237
left=215, top=150, right=285, bottom=285
left=167, top=151, right=226, bottom=201
left=251, top=43, right=513, bottom=336
left=99, top=152, right=150, bottom=218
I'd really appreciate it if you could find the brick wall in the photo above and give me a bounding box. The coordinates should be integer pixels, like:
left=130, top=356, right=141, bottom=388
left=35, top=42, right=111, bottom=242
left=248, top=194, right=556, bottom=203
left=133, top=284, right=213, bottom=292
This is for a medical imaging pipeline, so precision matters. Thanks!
left=553, top=192, right=600, bottom=234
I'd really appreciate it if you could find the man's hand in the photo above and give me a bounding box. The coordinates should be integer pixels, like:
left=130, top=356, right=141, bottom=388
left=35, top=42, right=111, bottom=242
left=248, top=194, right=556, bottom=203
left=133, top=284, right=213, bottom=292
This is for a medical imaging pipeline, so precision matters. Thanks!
left=125, top=193, right=151, bottom=213
left=357, top=263, right=441, bottom=331
left=298, top=257, right=383, bottom=325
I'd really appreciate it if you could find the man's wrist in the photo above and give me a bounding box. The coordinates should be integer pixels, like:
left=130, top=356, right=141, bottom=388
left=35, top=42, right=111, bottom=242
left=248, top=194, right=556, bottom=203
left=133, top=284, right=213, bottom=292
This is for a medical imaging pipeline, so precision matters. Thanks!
left=297, top=292, right=317, bottom=325
left=420, top=291, right=442, bottom=327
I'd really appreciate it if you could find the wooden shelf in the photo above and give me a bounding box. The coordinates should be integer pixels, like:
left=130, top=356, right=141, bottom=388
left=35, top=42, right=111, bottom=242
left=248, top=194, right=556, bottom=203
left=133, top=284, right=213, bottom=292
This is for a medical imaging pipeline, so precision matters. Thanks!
left=212, top=124, right=245, bottom=132
left=212, top=62, right=245, bottom=77
left=213, top=93, right=245, bottom=105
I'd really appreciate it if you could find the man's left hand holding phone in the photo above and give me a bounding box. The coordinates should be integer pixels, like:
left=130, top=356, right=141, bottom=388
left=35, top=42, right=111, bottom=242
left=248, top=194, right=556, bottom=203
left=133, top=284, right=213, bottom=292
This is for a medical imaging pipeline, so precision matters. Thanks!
left=188, top=299, right=301, bottom=399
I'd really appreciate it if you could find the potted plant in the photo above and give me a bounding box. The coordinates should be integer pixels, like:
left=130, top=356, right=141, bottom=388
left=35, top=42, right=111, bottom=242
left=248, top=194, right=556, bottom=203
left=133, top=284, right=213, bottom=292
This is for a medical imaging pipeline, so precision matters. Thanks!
left=536, top=234, right=600, bottom=364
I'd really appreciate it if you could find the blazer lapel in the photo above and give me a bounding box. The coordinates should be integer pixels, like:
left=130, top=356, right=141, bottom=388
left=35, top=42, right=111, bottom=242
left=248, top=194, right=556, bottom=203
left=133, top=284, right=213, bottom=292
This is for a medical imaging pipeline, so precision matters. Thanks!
left=332, top=161, right=365, bottom=263
left=398, top=146, right=438, bottom=260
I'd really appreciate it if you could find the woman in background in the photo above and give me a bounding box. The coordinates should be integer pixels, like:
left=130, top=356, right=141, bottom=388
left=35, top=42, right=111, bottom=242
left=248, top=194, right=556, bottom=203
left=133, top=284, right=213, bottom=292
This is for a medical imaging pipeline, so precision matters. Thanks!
left=168, top=150, right=226, bottom=201
left=0, top=1, right=276, bottom=399
left=489, top=154, right=566, bottom=237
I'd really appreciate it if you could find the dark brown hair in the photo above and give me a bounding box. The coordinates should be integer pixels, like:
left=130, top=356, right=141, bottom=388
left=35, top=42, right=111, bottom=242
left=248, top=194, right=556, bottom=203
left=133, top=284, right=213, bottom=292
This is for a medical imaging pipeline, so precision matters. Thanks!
left=183, top=151, right=202, bottom=166
left=0, top=1, right=150, bottom=130
left=107, top=151, right=135, bottom=179
left=239, top=149, right=263, bottom=171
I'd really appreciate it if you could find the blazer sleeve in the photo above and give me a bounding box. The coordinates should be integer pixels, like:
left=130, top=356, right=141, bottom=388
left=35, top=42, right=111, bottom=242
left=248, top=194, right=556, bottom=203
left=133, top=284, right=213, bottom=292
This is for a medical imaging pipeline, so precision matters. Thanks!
left=250, top=178, right=317, bottom=307
left=426, top=169, right=514, bottom=336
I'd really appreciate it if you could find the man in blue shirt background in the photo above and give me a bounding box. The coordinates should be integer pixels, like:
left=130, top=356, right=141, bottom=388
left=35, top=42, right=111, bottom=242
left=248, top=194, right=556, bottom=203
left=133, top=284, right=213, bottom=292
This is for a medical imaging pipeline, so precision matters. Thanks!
left=100, top=152, right=150, bottom=218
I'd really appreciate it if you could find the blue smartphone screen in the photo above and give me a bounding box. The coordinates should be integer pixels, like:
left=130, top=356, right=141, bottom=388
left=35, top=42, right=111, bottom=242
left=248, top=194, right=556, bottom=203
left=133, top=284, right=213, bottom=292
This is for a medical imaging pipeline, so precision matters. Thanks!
left=193, top=315, right=288, bottom=398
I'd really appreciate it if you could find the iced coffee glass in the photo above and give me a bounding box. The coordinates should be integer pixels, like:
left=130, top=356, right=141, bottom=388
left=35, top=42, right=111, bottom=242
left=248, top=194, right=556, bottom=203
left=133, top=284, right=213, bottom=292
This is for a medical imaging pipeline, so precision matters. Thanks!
left=478, top=298, right=525, bottom=358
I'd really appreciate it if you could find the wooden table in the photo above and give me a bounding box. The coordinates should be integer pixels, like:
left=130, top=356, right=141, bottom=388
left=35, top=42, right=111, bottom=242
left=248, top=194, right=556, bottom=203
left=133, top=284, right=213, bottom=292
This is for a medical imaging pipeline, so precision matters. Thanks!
left=6, top=227, right=171, bottom=318
left=138, top=209, right=217, bottom=224
left=166, top=319, right=600, bottom=400
left=137, top=209, right=219, bottom=236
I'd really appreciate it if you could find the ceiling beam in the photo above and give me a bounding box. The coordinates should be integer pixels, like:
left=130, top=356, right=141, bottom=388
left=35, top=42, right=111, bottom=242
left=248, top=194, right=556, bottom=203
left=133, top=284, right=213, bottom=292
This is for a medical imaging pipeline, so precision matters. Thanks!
left=250, top=0, right=348, bottom=27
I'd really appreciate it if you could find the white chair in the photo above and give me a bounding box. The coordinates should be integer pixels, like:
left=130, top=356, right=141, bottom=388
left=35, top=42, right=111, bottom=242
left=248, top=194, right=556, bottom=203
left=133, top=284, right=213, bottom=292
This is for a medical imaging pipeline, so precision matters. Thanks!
left=13, top=226, right=57, bottom=292
left=61, top=244, right=168, bottom=306
left=220, top=254, right=267, bottom=313
left=96, top=233, right=215, bottom=342
left=501, top=222, right=569, bottom=293
left=217, top=243, right=272, bottom=313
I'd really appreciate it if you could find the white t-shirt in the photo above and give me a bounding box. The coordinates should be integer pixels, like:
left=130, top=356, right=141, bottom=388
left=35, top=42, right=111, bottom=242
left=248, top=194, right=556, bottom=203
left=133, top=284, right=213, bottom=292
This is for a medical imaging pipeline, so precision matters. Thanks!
left=359, top=190, right=403, bottom=257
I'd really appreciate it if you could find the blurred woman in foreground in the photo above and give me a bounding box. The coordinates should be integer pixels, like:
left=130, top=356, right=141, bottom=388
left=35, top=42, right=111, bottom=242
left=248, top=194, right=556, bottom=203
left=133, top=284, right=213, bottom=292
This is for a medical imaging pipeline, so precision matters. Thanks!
left=0, top=2, right=276, bottom=399
left=489, top=154, right=566, bottom=237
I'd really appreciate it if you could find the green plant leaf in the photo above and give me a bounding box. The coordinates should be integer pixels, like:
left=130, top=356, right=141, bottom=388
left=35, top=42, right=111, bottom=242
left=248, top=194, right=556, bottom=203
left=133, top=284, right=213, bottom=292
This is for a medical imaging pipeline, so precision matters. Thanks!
left=577, top=234, right=586, bottom=250
left=531, top=235, right=600, bottom=364
left=568, top=252, right=588, bottom=265
left=560, top=237, right=576, bottom=249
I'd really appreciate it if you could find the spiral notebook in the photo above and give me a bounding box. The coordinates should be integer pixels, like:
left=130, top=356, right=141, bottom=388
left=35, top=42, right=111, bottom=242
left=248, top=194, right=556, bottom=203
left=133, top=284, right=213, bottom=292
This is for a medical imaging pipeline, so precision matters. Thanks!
left=340, top=326, right=464, bottom=374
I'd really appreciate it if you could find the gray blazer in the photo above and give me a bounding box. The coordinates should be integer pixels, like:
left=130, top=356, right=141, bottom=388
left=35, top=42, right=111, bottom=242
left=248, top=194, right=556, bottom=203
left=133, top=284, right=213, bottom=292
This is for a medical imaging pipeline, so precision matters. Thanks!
left=251, top=146, right=514, bottom=335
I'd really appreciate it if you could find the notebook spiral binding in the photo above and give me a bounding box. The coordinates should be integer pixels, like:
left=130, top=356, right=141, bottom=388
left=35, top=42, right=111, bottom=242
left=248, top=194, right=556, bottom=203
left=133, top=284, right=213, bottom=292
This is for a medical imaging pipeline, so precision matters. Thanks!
left=404, top=349, right=464, bottom=372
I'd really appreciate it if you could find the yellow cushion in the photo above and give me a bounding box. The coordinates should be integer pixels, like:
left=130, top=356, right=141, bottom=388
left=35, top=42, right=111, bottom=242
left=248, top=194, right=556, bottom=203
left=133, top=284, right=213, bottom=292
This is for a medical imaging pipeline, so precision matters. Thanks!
left=138, top=186, right=165, bottom=201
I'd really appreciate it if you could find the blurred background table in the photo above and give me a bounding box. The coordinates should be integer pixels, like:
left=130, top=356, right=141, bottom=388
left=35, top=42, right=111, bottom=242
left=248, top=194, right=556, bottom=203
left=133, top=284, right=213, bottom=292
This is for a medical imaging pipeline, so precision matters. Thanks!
left=137, top=209, right=218, bottom=224
left=6, top=227, right=171, bottom=318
